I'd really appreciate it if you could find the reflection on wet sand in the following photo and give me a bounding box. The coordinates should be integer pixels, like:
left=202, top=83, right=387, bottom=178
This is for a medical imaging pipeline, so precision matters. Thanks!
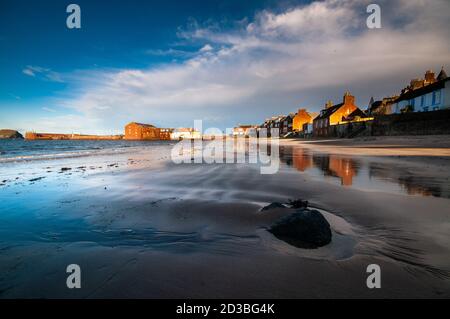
left=292, top=148, right=313, bottom=172
left=280, top=146, right=450, bottom=198
left=368, top=162, right=450, bottom=198
left=313, top=154, right=358, bottom=186
left=281, top=147, right=359, bottom=186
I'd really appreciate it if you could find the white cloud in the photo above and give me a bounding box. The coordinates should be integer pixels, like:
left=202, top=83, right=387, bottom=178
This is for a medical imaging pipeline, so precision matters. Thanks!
left=22, top=68, right=36, bottom=77
left=22, top=65, right=64, bottom=82
left=249, top=0, right=356, bottom=38
left=145, top=48, right=196, bottom=58
left=199, top=44, right=213, bottom=52
left=27, top=0, right=450, bottom=133
left=42, top=107, right=56, bottom=113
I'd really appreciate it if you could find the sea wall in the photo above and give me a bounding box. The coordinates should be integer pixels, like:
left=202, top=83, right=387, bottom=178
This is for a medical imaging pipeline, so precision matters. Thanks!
left=329, top=109, right=450, bottom=137
left=370, top=109, right=450, bottom=136
left=25, top=132, right=123, bottom=140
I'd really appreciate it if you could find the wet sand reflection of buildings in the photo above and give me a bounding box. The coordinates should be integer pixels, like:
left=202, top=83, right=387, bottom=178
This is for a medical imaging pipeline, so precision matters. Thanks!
left=281, top=147, right=358, bottom=186
left=312, top=154, right=358, bottom=186
left=368, top=163, right=449, bottom=198
left=292, top=148, right=314, bottom=172
left=281, top=147, right=449, bottom=198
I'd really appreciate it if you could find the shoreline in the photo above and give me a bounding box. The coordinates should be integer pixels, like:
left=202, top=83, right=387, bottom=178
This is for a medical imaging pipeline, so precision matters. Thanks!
left=280, top=135, right=450, bottom=157
left=0, top=137, right=450, bottom=298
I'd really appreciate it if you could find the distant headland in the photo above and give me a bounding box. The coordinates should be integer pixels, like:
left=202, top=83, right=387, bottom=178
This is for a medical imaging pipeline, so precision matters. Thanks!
left=0, top=129, right=24, bottom=139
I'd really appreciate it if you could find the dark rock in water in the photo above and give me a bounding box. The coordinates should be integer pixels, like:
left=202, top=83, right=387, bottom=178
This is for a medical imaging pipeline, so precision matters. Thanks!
left=261, top=202, right=286, bottom=211
left=287, top=198, right=308, bottom=209
left=0, top=129, right=23, bottom=139
left=268, top=209, right=332, bottom=249
left=60, top=167, right=72, bottom=172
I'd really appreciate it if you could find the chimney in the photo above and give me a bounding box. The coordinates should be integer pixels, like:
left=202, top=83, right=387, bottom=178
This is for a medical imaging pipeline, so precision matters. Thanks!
left=343, top=91, right=355, bottom=106
left=325, top=100, right=333, bottom=109
left=424, top=70, right=435, bottom=83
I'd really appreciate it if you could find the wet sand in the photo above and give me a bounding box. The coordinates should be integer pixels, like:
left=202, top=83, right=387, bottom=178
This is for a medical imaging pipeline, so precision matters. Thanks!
left=0, top=138, right=450, bottom=298
left=282, top=135, right=450, bottom=157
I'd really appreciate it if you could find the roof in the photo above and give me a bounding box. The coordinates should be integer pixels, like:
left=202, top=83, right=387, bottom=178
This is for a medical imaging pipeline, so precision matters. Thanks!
left=174, top=128, right=194, bottom=132
left=127, top=122, right=156, bottom=128
left=371, top=101, right=383, bottom=107
left=345, top=108, right=368, bottom=120
left=286, top=112, right=296, bottom=118
left=236, top=125, right=255, bottom=129
left=314, top=103, right=343, bottom=121
left=368, top=100, right=383, bottom=112
left=395, top=76, right=449, bottom=103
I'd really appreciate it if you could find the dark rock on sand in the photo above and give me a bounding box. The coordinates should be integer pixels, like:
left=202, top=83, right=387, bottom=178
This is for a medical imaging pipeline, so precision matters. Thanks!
left=268, top=209, right=332, bottom=249
left=0, top=129, right=23, bottom=139
left=261, top=202, right=286, bottom=211
left=287, top=198, right=308, bottom=209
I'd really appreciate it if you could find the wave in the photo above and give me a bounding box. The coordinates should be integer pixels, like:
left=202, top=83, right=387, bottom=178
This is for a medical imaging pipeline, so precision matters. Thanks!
left=0, top=147, right=140, bottom=163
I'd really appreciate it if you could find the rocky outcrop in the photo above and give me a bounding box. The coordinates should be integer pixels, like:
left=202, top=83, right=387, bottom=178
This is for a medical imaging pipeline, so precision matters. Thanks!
left=260, top=202, right=286, bottom=211
left=261, top=198, right=308, bottom=211
left=268, top=209, right=332, bottom=249
left=0, top=129, right=23, bottom=139
left=287, top=198, right=308, bottom=209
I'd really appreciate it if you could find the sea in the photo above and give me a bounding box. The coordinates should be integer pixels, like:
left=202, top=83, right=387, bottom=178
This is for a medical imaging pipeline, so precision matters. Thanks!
left=0, top=139, right=175, bottom=163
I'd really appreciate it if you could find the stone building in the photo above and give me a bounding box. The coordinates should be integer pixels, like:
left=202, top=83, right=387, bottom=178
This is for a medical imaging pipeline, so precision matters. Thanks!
left=292, top=109, right=318, bottom=132
left=313, top=92, right=360, bottom=137
left=124, top=122, right=161, bottom=140
left=367, top=96, right=399, bottom=115
left=392, top=67, right=450, bottom=113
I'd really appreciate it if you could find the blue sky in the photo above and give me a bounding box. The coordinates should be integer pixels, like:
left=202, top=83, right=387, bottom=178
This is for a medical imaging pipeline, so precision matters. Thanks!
left=1, top=0, right=449, bottom=134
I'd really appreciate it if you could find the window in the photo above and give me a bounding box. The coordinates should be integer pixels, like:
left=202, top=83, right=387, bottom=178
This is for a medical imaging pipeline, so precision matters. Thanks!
left=432, top=90, right=441, bottom=105
left=420, top=95, right=425, bottom=107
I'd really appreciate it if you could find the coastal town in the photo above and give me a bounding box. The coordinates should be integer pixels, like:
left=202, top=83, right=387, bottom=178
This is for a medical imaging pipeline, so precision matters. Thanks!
left=2, top=67, right=449, bottom=141
left=2, top=0, right=450, bottom=302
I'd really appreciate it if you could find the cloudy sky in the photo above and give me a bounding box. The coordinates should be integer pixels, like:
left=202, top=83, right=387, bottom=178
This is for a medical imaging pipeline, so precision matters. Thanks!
left=1, top=0, right=449, bottom=134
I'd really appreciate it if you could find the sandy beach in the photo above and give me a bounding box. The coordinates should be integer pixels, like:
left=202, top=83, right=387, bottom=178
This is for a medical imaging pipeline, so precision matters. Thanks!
left=0, top=137, right=450, bottom=298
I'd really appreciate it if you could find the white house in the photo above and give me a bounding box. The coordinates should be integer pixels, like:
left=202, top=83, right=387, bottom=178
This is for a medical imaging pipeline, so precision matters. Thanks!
left=232, top=125, right=257, bottom=137
left=393, top=68, right=449, bottom=113
left=170, top=128, right=202, bottom=140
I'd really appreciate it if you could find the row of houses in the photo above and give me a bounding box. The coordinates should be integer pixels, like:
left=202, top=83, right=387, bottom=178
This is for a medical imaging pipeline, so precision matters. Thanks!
left=244, top=66, right=449, bottom=138
left=251, top=90, right=371, bottom=138
left=125, top=67, right=449, bottom=140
